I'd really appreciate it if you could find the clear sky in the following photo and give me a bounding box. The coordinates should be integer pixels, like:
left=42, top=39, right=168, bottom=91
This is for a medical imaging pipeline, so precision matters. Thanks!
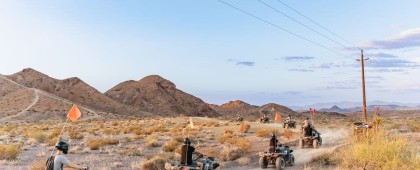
left=1, top=0, right=420, bottom=106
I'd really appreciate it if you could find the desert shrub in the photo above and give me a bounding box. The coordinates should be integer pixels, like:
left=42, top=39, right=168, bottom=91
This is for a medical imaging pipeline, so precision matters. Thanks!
left=216, top=132, right=234, bottom=144
left=25, top=130, right=47, bottom=143
left=332, top=130, right=420, bottom=169
left=144, top=124, right=166, bottom=135
left=47, top=137, right=58, bottom=146
left=256, top=128, right=270, bottom=137
left=219, top=147, right=244, bottom=161
left=162, top=139, right=178, bottom=152
left=86, top=138, right=119, bottom=150
left=145, top=135, right=159, bottom=148
left=30, top=159, right=45, bottom=170
left=226, top=138, right=251, bottom=151
left=201, top=148, right=219, bottom=158
left=0, top=144, right=21, bottom=160
left=141, top=156, right=166, bottom=170
left=205, top=120, right=219, bottom=127
left=68, top=130, right=84, bottom=140
left=48, top=129, right=61, bottom=139
left=281, top=129, right=293, bottom=140
left=239, top=122, right=251, bottom=133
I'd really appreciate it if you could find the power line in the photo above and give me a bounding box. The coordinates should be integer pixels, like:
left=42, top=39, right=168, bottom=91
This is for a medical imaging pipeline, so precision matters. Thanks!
left=216, top=0, right=353, bottom=58
left=276, top=0, right=361, bottom=50
left=257, top=0, right=351, bottom=50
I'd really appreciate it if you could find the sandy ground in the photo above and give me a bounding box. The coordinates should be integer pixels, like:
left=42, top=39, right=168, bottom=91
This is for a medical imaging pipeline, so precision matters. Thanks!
left=0, top=117, right=350, bottom=170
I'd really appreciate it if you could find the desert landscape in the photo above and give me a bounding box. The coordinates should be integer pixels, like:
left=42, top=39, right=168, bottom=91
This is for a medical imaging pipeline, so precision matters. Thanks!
left=2, top=1, right=420, bottom=170
left=0, top=69, right=419, bottom=170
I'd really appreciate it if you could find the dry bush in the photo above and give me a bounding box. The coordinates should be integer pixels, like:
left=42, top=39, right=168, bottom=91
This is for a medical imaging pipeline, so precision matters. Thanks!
left=48, top=129, right=61, bottom=139
left=48, top=137, right=58, bottom=146
left=200, top=147, right=219, bottom=158
left=226, top=138, right=251, bottom=151
left=205, top=120, right=219, bottom=127
left=68, top=130, right=84, bottom=140
left=256, top=128, right=270, bottom=137
left=145, top=135, right=159, bottom=148
left=239, top=122, right=251, bottom=133
left=141, top=156, right=166, bottom=170
left=219, top=147, right=244, bottom=161
left=30, top=159, right=45, bottom=170
left=217, top=132, right=234, bottom=144
left=281, top=129, right=293, bottom=140
left=144, top=124, right=167, bottom=135
left=333, top=130, right=420, bottom=169
left=25, top=130, right=47, bottom=143
left=162, top=139, right=178, bottom=152
left=0, top=144, right=21, bottom=160
left=86, top=138, right=119, bottom=150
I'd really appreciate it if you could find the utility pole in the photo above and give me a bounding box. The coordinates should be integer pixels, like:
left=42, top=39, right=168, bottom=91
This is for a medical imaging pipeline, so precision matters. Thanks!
left=357, top=49, right=369, bottom=123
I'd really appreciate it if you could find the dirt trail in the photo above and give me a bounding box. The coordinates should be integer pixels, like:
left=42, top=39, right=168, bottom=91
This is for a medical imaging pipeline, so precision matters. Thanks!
left=0, top=88, right=39, bottom=121
left=0, top=75, right=100, bottom=119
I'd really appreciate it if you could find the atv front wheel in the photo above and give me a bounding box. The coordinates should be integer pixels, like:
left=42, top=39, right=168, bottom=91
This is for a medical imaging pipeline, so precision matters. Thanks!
left=288, top=154, right=295, bottom=166
left=275, top=157, right=286, bottom=170
left=259, top=156, right=268, bottom=169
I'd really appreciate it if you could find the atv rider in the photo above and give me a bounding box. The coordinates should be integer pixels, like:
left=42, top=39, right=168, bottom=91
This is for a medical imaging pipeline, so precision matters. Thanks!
left=303, top=117, right=313, bottom=137
left=54, top=141, right=88, bottom=170
left=181, top=137, right=203, bottom=169
left=286, top=115, right=292, bottom=123
left=261, top=113, right=268, bottom=122
left=269, top=134, right=278, bottom=153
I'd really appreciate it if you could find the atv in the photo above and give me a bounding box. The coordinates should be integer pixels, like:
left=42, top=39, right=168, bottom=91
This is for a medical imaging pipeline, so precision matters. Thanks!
left=260, top=117, right=269, bottom=124
left=352, top=122, right=372, bottom=135
left=236, top=116, right=244, bottom=122
left=165, top=155, right=219, bottom=170
left=283, top=120, right=296, bottom=129
left=259, top=144, right=295, bottom=170
left=299, top=126, right=322, bottom=149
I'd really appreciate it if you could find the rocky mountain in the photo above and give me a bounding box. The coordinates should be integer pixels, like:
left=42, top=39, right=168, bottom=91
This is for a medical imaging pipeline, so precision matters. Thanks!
left=319, top=105, right=351, bottom=113
left=211, top=100, right=298, bottom=119
left=5, top=68, right=146, bottom=116
left=105, top=75, right=219, bottom=117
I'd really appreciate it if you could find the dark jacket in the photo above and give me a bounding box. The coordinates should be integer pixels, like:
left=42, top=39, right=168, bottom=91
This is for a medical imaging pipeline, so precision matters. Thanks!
left=181, top=144, right=195, bottom=165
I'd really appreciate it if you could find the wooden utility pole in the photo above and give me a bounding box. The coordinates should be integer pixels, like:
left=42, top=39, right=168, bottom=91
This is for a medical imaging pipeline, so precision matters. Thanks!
left=359, top=49, right=368, bottom=123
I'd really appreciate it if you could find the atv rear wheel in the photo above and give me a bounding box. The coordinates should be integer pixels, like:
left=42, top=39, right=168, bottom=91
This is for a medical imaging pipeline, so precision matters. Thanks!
left=275, top=157, right=286, bottom=170
left=313, top=139, right=318, bottom=149
left=259, top=156, right=268, bottom=169
left=288, top=154, right=295, bottom=166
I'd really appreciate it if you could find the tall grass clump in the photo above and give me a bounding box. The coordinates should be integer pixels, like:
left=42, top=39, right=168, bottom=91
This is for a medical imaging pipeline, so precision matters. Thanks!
left=0, top=144, right=21, bottom=160
left=332, top=129, right=420, bottom=169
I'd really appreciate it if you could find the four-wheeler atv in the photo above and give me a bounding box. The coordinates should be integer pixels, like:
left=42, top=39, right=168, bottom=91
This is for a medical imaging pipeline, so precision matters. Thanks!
left=259, top=144, right=295, bottom=170
left=165, top=155, right=219, bottom=170
left=283, top=120, right=296, bottom=129
left=236, top=116, right=244, bottom=122
left=299, top=126, right=322, bottom=149
left=260, top=117, right=269, bottom=123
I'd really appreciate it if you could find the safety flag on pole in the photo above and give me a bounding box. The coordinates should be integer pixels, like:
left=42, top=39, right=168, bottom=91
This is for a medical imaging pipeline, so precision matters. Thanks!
left=67, top=104, right=81, bottom=122
left=275, top=113, right=281, bottom=122
left=313, top=109, right=317, bottom=115
left=189, top=117, right=195, bottom=129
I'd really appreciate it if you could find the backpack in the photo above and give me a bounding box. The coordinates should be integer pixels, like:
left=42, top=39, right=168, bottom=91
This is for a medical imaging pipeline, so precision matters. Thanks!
left=45, top=155, right=55, bottom=170
left=45, top=155, right=64, bottom=170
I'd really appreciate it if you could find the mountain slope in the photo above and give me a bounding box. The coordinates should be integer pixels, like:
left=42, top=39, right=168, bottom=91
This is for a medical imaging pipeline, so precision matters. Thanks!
left=105, top=75, right=219, bottom=117
left=6, top=68, right=147, bottom=116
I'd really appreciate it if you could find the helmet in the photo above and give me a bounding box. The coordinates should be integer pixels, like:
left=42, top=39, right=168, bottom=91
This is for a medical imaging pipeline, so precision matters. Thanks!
left=271, top=133, right=276, bottom=138
left=184, top=137, right=191, bottom=145
left=288, top=115, right=291, bottom=117
left=55, top=141, right=69, bottom=154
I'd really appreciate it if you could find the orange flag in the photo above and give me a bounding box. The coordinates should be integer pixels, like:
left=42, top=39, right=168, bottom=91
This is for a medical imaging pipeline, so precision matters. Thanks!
left=275, top=113, right=281, bottom=121
left=67, top=104, right=81, bottom=122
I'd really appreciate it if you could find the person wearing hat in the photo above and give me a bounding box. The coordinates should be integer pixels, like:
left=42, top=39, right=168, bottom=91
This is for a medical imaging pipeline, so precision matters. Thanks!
left=54, top=141, right=88, bottom=170
left=269, top=134, right=278, bottom=153
left=181, top=137, right=203, bottom=169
